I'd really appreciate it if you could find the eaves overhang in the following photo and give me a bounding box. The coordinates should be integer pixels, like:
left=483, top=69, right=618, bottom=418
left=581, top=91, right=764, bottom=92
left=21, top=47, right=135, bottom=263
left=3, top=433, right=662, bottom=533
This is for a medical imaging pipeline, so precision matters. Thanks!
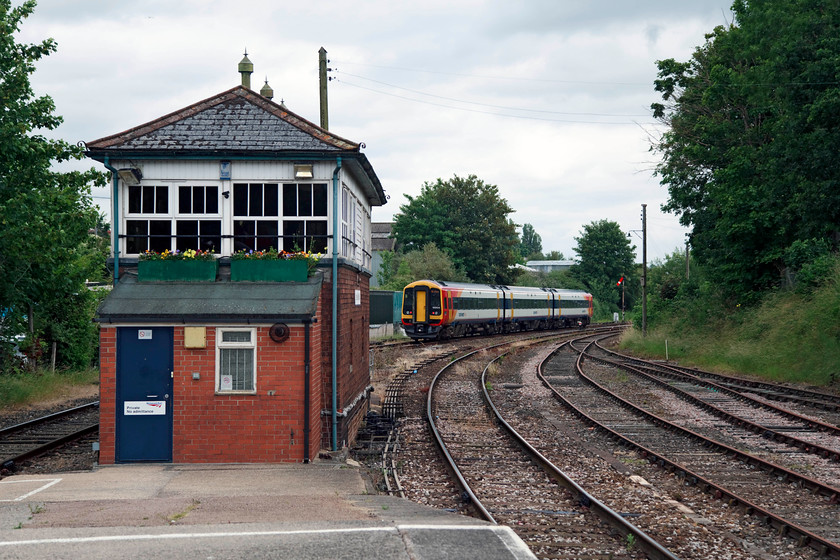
left=85, top=149, right=387, bottom=207
left=95, top=273, right=323, bottom=324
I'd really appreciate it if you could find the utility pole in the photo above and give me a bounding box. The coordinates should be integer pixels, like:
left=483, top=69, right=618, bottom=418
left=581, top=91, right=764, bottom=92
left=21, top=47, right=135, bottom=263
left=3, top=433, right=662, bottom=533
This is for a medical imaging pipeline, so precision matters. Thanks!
left=686, top=240, right=690, bottom=280
left=621, top=277, right=625, bottom=321
left=642, top=204, right=647, bottom=336
left=318, top=47, right=329, bottom=130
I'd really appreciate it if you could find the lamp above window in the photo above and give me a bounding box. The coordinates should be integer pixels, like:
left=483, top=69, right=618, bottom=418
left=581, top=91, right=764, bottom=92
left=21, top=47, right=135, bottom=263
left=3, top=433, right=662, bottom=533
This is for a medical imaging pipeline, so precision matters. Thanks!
left=118, top=168, right=143, bottom=186
left=294, top=164, right=313, bottom=179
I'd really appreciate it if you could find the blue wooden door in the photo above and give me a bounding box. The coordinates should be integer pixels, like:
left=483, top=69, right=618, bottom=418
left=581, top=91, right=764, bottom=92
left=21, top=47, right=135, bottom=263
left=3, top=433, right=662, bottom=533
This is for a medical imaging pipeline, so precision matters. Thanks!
left=116, top=327, right=174, bottom=462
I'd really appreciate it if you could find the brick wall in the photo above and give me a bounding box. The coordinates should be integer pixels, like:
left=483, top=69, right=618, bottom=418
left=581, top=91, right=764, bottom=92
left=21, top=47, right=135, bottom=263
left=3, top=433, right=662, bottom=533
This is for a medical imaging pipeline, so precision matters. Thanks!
left=98, top=317, right=323, bottom=464
left=173, top=324, right=321, bottom=463
left=319, top=265, right=371, bottom=449
left=98, top=327, right=117, bottom=464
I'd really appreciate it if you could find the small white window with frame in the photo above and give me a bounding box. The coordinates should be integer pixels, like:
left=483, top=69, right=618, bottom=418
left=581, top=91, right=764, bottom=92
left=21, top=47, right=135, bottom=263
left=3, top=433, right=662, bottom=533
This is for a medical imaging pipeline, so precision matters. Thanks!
left=215, top=328, right=256, bottom=393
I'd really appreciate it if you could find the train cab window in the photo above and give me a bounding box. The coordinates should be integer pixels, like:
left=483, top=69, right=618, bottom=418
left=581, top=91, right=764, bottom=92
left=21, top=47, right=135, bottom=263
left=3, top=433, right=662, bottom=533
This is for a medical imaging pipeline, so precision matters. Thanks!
left=403, top=288, right=414, bottom=315
left=430, top=289, right=442, bottom=315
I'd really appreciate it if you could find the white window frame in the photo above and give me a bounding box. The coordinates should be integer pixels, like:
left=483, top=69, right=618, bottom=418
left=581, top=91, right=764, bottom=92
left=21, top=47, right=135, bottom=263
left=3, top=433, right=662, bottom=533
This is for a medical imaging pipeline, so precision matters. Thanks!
left=232, top=181, right=328, bottom=254
left=341, top=185, right=361, bottom=263
left=123, top=181, right=223, bottom=256
left=215, top=327, right=257, bottom=394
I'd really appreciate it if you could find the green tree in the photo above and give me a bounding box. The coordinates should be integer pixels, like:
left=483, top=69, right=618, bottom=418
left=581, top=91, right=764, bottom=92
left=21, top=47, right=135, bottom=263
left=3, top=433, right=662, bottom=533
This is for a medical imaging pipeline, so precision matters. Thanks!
left=629, top=248, right=708, bottom=332
left=570, top=220, right=636, bottom=313
left=651, top=0, right=840, bottom=297
left=0, top=0, right=106, bottom=371
left=518, top=223, right=543, bottom=261
left=542, top=250, right=566, bottom=261
left=377, top=243, right=468, bottom=291
left=392, top=174, right=520, bottom=284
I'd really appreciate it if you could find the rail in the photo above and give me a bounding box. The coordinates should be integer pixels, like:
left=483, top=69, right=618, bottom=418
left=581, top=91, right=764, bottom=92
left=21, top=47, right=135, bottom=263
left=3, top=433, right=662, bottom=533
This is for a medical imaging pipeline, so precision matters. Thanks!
left=539, top=338, right=840, bottom=559
left=1, top=402, right=99, bottom=472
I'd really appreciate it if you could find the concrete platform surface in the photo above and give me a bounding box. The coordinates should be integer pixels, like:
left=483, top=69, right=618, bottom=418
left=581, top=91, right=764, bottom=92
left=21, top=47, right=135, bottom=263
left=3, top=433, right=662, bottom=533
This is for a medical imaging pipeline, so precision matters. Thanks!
left=0, top=463, right=536, bottom=559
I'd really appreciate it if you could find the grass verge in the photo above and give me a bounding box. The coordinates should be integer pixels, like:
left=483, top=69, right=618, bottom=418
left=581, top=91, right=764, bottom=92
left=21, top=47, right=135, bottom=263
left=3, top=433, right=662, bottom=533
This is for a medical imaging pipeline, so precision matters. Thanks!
left=0, top=368, right=99, bottom=409
left=621, top=266, right=840, bottom=388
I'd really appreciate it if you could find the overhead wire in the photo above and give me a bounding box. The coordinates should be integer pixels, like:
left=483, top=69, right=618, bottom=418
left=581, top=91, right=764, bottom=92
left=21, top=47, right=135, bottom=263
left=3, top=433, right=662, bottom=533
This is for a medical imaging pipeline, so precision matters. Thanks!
left=329, top=58, right=661, bottom=125
left=331, top=60, right=840, bottom=126
left=337, top=71, right=650, bottom=118
left=333, top=60, right=652, bottom=87
left=334, top=75, right=659, bottom=125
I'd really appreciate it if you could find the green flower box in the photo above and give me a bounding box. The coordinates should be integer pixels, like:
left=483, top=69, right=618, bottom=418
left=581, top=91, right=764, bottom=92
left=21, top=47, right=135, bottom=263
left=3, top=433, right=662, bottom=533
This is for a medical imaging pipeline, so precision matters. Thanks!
left=138, top=260, right=218, bottom=282
left=230, top=259, right=308, bottom=282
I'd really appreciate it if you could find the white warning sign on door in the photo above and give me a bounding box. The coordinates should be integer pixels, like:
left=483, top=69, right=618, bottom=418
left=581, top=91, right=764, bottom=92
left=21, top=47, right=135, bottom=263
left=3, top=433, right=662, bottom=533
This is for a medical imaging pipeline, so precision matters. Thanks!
left=124, top=401, right=166, bottom=415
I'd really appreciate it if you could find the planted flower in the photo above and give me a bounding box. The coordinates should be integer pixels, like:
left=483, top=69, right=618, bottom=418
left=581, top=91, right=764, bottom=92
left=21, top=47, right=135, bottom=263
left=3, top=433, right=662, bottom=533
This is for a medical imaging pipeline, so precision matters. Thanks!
left=230, top=247, right=322, bottom=281
left=140, top=248, right=216, bottom=261
left=138, top=249, right=218, bottom=282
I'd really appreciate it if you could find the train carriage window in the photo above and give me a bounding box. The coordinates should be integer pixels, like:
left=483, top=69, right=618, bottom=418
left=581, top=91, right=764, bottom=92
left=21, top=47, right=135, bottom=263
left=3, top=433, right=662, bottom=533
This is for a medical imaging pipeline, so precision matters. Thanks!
left=430, top=289, right=442, bottom=315
left=403, top=288, right=414, bottom=315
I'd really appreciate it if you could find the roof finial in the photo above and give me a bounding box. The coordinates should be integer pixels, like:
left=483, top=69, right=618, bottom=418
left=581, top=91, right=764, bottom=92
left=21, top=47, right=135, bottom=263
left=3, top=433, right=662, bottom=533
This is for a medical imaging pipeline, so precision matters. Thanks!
left=238, top=49, right=253, bottom=89
left=260, top=76, right=274, bottom=100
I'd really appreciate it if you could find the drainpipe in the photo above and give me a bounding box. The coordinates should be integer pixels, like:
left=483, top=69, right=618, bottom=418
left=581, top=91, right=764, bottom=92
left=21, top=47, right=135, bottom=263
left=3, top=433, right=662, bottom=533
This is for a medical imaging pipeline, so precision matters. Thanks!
left=102, top=157, right=120, bottom=284
left=331, top=157, right=342, bottom=451
left=303, top=319, right=311, bottom=463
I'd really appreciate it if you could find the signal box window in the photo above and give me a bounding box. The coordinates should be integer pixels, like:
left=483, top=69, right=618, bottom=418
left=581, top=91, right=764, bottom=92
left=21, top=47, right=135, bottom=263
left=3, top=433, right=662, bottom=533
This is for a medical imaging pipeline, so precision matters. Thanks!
left=125, top=184, right=221, bottom=254
left=233, top=182, right=327, bottom=253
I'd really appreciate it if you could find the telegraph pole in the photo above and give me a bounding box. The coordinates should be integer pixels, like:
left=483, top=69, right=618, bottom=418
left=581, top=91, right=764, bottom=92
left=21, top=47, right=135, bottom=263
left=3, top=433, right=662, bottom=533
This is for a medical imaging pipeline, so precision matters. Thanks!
left=319, top=47, right=329, bottom=130
left=686, top=239, right=690, bottom=280
left=642, top=204, right=647, bottom=336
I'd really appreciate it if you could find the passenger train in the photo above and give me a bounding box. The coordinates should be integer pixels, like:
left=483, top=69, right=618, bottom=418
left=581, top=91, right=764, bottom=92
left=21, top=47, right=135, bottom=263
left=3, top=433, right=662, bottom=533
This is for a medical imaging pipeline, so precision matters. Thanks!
left=401, top=280, right=593, bottom=340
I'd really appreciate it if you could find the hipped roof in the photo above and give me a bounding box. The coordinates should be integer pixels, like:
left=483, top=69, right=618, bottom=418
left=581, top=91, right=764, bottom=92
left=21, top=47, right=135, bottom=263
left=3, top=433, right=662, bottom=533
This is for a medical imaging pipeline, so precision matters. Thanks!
left=85, top=86, right=386, bottom=206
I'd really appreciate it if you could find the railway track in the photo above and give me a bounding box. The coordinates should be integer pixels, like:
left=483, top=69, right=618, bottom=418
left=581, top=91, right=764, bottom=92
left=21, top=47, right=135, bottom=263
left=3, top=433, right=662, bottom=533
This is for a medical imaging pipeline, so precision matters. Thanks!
left=366, top=328, right=623, bottom=505
left=614, top=349, right=840, bottom=415
left=361, top=329, right=837, bottom=558
left=599, top=342, right=840, bottom=425
left=0, top=402, right=99, bottom=474
left=587, top=339, right=840, bottom=463
left=544, top=336, right=840, bottom=557
left=425, top=336, right=675, bottom=559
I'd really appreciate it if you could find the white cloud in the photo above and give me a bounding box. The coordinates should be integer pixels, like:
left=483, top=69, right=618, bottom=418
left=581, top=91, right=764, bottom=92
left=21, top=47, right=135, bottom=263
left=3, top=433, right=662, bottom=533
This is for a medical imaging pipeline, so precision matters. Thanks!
left=18, top=0, right=731, bottom=261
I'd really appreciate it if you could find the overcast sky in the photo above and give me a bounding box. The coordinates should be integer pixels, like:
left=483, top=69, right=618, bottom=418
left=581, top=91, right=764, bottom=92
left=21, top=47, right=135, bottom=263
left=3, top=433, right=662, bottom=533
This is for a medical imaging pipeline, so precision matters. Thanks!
left=18, top=0, right=733, bottom=262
